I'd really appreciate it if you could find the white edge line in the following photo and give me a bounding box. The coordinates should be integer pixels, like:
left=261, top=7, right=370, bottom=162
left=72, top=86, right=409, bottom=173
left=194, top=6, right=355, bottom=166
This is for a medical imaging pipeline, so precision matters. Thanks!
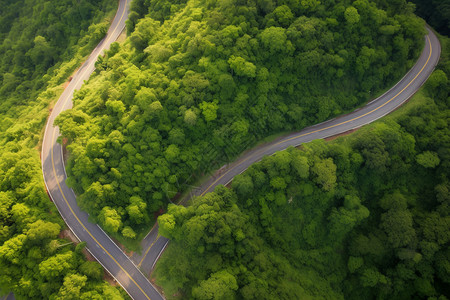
left=61, top=137, right=163, bottom=296
left=86, top=248, right=136, bottom=300
left=151, top=31, right=441, bottom=273
left=151, top=241, right=169, bottom=270
left=60, top=143, right=68, bottom=177
left=142, top=224, right=158, bottom=240
left=217, top=32, right=440, bottom=189
left=366, top=38, right=424, bottom=105
left=367, top=27, right=434, bottom=105
left=186, top=32, right=427, bottom=190
left=40, top=0, right=165, bottom=299
left=45, top=16, right=440, bottom=298
left=59, top=138, right=142, bottom=272
left=45, top=161, right=164, bottom=300
left=41, top=178, right=135, bottom=300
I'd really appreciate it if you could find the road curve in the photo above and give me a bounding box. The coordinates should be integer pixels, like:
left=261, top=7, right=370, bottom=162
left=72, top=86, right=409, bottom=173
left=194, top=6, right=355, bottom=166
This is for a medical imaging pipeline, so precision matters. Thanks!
left=42, top=1, right=440, bottom=295
left=41, top=1, right=164, bottom=299
left=132, top=27, right=441, bottom=275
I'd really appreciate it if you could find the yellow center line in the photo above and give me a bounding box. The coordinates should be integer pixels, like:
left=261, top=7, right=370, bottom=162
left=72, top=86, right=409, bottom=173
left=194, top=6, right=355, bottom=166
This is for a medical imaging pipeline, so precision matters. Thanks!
left=200, top=34, right=433, bottom=197
left=49, top=0, right=153, bottom=299
left=60, top=0, right=126, bottom=111
left=51, top=128, right=151, bottom=300
left=138, top=235, right=160, bottom=267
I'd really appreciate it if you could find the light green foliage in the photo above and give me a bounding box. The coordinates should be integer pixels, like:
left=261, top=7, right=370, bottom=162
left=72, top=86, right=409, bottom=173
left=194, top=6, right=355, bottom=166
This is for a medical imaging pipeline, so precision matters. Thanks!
left=311, top=158, right=337, bottom=191
left=416, top=151, right=440, bottom=168
left=0, top=234, right=27, bottom=264
left=192, top=270, right=238, bottom=300
left=154, top=47, right=450, bottom=299
left=122, top=226, right=137, bottom=239
left=106, top=100, right=126, bottom=115
left=0, top=0, right=125, bottom=297
left=129, top=17, right=160, bottom=51
left=99, top=206, right=122, bottom=233
left=426, top=69, right=448, bottom=91
left=39, top=252, right=76, bottom=279
left=270, top=177, right=287, bottom=190
left=54, top=274, right=87, bottom=300
left=231, top=175, right=253, bottom=197
left=260, top=26, right=290, bottom=54
left=126, top=196, right=149, bottom=225
left=345, top=7, right=360, bottom=24
left=155, top=185, right=343, bottom=299
left=200, top=100, right=219, bottom=122
left=26, top=220, right=61, bottom=242
left=272, top=5, right=294, bottom=27
left=27, top=35, right=54, bottom=66
left=158, top=213, right=177, bottom=240
left=360, top=268, right=388, bottom=287
left=291, top=154, right=309, bottom=178
left=228, top=56, right=257, bottom=78
left=184, top=109, right=197, bottom=125
left=301, top=0, right=321, bottom=11
left=79, top=261, right=104, bottom=280
left=57, top=0, right=425, bottom=243
left=149, top=101, right=163, bottom=113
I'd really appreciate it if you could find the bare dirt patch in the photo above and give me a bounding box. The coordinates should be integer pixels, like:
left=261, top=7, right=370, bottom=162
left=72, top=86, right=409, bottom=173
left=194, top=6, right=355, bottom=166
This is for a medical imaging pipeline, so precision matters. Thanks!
left=150, top=269, right=168, bottom=298
left=104, top=272, right=119, bottom=287
left=111, top=236, right=134, bottom=257
left=324, top=128, right=359, bottom=141
left=116, top=28, right=127, bottom=43
left=59, top=228, right=79, bottom=243
left=62, top=76, right=73, bottom=89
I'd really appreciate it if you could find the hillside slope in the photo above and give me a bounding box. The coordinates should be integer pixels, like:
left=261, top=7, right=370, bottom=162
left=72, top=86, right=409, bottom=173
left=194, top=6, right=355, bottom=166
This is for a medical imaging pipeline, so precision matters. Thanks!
left=155, top=35, right=450, bottom=300
left=57, top=0, right=425, bottom=241
left=0, top=1, right=127, bottom=298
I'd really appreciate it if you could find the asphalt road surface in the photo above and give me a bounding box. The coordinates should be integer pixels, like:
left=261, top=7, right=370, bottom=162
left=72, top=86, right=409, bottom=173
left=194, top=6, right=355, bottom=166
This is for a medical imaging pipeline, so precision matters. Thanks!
left=131, top=27, right=441, bottom=276
left=0, top=293, right=14, bottom=300
left=41, top=0, right=440, bottom=296
left=41, top=0, right=163, bottom=299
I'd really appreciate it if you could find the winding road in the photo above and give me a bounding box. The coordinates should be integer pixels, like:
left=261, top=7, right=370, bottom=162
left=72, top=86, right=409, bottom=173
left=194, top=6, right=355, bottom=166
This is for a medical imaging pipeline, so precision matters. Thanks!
left=41, top=0, right=163, bottom=299
left=40, top=0, right=441, bottom=298
left=131, top=27, right=441, bottom=275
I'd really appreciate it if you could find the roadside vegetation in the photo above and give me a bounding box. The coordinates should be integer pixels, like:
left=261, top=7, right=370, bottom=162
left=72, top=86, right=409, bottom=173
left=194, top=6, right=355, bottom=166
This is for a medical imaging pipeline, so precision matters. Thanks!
left=154, top=34, right=450, bottom=300
left=411, top=0, right=450, bottom=36
left=57, top=0, right=425, bottom=243
left=0, top=0, right=127, bottom=298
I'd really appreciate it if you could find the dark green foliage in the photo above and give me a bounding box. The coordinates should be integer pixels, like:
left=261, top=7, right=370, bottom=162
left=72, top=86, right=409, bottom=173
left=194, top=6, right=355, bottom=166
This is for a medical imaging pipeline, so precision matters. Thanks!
left=154, top=44, right=450, bottom=299
left=0, top=0, right=115, bottom=118
left=58, top=0, right=426, bottom=241
left=156, top=185, right=343, bottom=299
left=0, top=1, right=125, bottom=298
left=0, top=148, right=124, bottom=299
left=411, top=0, right=450, bottom=35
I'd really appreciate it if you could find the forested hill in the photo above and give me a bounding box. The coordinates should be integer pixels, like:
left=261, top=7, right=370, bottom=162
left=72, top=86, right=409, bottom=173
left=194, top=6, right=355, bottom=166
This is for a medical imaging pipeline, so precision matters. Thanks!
left=57, top=0, right=425, bottom=242
left=154, top=37, right=450, bottom=299
left=410, top=0, right=450, bottom=35
left=0, top=1, right=127, bottom=299
left=0, top=0, right=114, bottom=118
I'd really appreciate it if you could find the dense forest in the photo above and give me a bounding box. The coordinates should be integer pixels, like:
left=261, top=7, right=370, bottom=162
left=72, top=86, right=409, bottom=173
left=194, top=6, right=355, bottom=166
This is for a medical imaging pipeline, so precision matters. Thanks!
left=410, top=0, right=450, bottom=36
left=0, top=1, right=126, bottom=298
left=57, top=0, right=426, bottom=242
left=154, top=37, right=450, bottom=299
